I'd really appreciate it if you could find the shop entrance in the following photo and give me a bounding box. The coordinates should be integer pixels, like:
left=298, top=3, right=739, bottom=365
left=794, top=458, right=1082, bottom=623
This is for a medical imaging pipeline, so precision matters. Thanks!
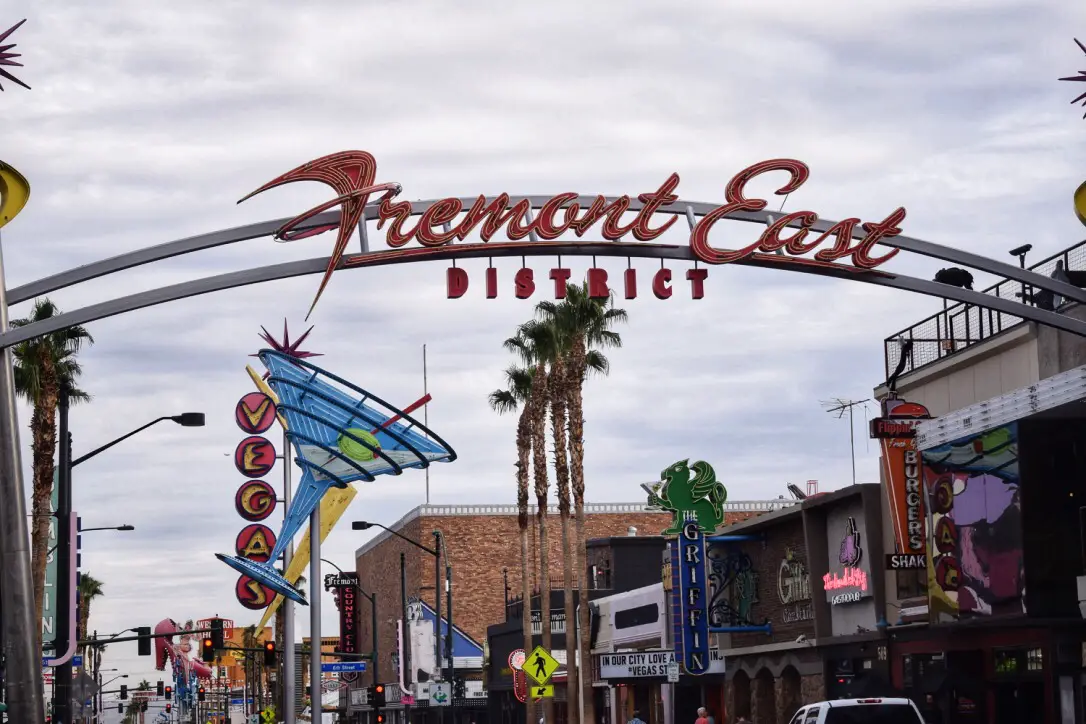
left=992, top=681, right=1045, bottom=724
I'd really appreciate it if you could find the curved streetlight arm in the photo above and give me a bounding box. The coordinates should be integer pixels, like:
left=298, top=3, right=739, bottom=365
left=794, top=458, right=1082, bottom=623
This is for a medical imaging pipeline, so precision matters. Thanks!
left=72, top=418, right=169, bottom=467
left=352, top=521, right=439, bottom=557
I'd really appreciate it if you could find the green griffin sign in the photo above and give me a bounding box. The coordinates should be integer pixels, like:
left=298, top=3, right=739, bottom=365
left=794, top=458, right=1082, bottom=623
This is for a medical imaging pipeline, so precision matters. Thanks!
left=644, top=459, right=728, bottom=534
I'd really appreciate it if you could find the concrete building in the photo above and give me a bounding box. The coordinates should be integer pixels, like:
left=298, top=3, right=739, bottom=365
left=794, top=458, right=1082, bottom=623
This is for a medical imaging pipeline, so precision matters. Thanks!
left=873, top=240, right=1086, bottom=724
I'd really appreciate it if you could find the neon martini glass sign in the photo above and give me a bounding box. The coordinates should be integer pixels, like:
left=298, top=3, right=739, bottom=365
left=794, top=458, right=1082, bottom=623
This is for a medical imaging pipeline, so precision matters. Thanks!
left=216, top=349, right=456, bottom=603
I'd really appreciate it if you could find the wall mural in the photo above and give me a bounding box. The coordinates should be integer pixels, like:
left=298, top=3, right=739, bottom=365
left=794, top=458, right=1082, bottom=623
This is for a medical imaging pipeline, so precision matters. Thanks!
left=921, top=422, right=1024, bottom=621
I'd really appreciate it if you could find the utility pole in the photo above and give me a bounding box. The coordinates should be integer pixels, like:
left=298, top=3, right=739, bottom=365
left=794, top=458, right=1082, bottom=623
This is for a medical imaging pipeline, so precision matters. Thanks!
left=821, top=398, right=870, bottom=486
left=53, top=386, right=73, bottom=724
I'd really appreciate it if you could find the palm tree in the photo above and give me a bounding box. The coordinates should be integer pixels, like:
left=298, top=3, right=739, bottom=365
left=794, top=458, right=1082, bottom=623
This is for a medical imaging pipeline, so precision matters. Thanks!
left=488, top=364, right=535, bottom=724
left=538, top=283, right=626, bottom=724
left=506, top=321, right=560, bottom=723
left=76, top=572, right=104, bottom=662
left=529, top=313, right=580, bottom=723
left=11, top=298, right=94, bottom=649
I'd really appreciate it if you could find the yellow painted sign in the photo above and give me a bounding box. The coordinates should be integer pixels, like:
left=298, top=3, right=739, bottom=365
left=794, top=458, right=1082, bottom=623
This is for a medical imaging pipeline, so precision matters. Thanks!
left=0, top=161, right=30, bottom=230
left=530, top=685, right=555, bottom=698
left=524, top=646, right=559, bottom=685
left=256, top=484, right=357, bottom=630
left=231, top=649, right=245, bottom=662
left=1075, top=180, right=1086, bottom=228
left=262, top=706, right=276, bottom=722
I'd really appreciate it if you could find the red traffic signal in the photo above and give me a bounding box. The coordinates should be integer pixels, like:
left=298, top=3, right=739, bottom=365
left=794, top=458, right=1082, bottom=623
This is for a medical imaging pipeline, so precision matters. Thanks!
left=166, top=704, right=172, bottom=713
left=201, top=637, right=215, bottom=662
left=197, top=686, right=206, bottom=702
left=263, top=640, right=276, bottom=666
left=164, top=685, right=172, bottom=700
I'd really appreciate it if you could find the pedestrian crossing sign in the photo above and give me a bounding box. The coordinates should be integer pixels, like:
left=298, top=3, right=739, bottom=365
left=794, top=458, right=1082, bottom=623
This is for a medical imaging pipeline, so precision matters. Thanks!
left=531, top=685, right=555, bottom=698
left=524, top=645, right=559, bottom=685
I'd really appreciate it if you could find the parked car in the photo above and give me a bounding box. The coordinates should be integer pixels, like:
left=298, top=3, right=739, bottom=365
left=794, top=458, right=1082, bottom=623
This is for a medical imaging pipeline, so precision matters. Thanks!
left=788, top=698, right=925, bottom=724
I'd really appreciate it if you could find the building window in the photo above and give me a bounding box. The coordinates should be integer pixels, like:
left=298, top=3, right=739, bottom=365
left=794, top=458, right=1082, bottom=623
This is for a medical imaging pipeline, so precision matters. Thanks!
left=591, top=560, right=612, bottom=590
left=994, top=649, right=1020, bottom=675
left=1027, top=648, right=1043, bottom=672
left=896, top=568, right=927, bottom=600
left=614, top=604, right=659, bottom=630
left=902, top=655, right=913, bottom=689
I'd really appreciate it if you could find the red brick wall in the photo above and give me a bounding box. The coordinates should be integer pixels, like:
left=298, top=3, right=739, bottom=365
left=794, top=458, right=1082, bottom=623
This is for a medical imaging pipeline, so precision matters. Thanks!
left=727, top=515, right=816, bottom=648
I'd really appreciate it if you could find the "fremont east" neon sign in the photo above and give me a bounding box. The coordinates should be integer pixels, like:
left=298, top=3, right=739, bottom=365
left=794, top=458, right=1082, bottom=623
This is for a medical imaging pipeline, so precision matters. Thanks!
left=241, top=151, right=908, bottom=314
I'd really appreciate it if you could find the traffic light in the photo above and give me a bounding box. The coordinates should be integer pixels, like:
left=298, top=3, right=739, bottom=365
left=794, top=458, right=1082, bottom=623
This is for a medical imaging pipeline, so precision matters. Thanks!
left=263, top=640, right=276, bottom=667
left=201, top=636, right=215, bottom=662
left=140, top=701, right=148, bottom=713
left=136, top=626, right=152, bottom=656
left=376, top=714, right=385, bottom=724
left=198, top=686, right=206, bottom=702
left=453, top=676, right=465, bottom=699
left=164, top=684, right=172, bottom=700
left=210, top=617, right=225, bottom=649
left=166, top=703, right=172, bottom=713
left=156, top=680, right=164, bottom=697
left=118, top=703, right=123, bottom=714
left=119, top=684, right=128, bottom=700
left=373, top=683, right=386, bottom=708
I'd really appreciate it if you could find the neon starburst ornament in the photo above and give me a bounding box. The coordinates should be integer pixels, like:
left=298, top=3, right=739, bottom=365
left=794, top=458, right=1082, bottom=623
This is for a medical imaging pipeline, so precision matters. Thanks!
left=0, top=19, right=29, bottom=92
left=1059, top=38, right=1086, bottom=119
left=252, top=320, right=322, bottom=377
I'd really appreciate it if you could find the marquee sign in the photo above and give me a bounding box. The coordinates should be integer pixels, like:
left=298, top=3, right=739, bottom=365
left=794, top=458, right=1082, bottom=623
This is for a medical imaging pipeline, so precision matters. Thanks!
left=872, top=397, right=931, bottom=566
left=240, top=151, right=908, bottom=316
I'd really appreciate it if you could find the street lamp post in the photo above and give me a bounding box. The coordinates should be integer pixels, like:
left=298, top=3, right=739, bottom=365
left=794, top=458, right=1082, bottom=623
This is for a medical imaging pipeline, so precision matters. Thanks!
left=351, top=521, right=453, bottom=712
left=51, top=386, right=203, bottom=724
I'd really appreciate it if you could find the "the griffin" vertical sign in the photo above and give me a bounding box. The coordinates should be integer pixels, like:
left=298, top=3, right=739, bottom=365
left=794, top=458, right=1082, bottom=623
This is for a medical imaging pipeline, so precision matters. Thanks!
left=675, top=514, right=710, bottom=675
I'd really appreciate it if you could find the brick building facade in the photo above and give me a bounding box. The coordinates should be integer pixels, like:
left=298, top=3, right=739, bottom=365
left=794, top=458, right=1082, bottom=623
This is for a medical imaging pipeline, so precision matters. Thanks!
left=353, top=502, right=771, bottom=687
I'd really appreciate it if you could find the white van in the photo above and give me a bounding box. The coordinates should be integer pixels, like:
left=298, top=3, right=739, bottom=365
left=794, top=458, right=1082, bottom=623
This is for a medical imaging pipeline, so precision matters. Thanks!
left=787, top=698, right=926, bottom=724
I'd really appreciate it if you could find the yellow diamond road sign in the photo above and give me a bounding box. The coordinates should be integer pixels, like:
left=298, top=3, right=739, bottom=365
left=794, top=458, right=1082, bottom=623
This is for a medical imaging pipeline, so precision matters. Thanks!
left=531, top=685, right=555, bottom=698
left=524, top=646, right=559, bottom=685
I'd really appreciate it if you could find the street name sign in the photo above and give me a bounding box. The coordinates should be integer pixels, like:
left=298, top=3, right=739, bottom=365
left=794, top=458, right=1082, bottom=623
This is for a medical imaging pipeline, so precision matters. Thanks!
left=321, top=661, right=367, bottom=673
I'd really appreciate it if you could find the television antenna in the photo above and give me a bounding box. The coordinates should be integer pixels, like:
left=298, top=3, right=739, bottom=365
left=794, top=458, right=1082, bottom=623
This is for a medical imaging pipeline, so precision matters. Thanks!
left=821, top=398, right=870, bottom=486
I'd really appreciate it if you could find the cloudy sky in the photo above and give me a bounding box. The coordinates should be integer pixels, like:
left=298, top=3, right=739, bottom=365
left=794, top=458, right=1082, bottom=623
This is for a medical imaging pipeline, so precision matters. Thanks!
left=4, top=0, right=1086, bottom=707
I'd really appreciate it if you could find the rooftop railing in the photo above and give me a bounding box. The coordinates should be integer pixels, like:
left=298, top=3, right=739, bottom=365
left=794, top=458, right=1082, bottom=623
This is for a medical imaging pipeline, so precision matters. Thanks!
left=883, top=240, right=1086, bottom=381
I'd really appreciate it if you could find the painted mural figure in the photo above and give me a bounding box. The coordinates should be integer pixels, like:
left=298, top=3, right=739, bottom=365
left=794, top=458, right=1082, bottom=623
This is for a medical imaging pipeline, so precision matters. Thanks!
left=647, top=459, right=727, bottom=534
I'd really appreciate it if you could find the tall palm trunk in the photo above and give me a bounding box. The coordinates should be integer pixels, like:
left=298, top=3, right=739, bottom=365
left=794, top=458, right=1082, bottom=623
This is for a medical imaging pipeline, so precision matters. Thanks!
left=516, top=408, right=535, bottom=724
left=530, top=362, right=554, bottom=724
left=30, top=353, right=58, bottom=652
left=567, top=334, right=593, bottom=724
left=550, top=357, right=578, bottom=724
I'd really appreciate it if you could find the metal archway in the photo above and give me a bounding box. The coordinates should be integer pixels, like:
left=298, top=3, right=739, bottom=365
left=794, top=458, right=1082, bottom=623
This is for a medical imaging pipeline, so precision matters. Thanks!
left=4, top=196, right=1086, bottom=346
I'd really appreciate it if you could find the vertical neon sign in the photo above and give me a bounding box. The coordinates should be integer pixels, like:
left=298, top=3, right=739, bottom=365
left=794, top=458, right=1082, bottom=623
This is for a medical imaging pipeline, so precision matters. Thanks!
left=675, top=513, right=710, bottom=675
